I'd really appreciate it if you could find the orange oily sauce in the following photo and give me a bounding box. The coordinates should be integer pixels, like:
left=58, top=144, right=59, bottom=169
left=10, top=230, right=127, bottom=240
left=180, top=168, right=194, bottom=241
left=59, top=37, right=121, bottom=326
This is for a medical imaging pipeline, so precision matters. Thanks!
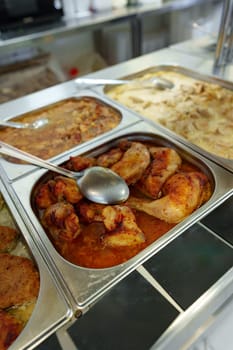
left=53, top=212, right=174, bottom=269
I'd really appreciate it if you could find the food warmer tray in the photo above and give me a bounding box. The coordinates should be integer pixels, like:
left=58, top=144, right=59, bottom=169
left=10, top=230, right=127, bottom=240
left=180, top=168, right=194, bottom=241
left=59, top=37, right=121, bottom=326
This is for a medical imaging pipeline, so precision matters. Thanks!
left=5, top=120, right=233, bottom=316
left=0, top=89, right=140, bottom=182
left=0, top=180, right=73, bottom=350
left=96, top=65, right=233, bottom=174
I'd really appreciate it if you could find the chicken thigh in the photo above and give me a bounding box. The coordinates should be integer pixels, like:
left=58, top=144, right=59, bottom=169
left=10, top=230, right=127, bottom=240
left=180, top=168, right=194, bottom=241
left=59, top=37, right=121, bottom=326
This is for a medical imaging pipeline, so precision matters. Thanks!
left=111, top=141, right=150, bottom=185
left=136, top=147, right=182, bottom=198
left=52, top=176, right=83, bottom=203
left=42, top=202, right=81, bottom=241
left=102, top=205, right=145, bottom=247
left=78, top=201, right=145, bottom=247
left=128, top=171, right=211, bottom=223
left=35, top=176, right=82, bottom=209
left=77, top=201, right=106, bottom=223
left=65, top=155, right=96, bottom=171
left=97, top=147, right=124, bottom=168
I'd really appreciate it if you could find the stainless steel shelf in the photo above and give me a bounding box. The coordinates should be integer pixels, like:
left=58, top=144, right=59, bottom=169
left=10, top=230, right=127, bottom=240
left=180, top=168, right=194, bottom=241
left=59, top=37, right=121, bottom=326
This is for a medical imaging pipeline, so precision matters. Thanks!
left=0, top=0, right=218, bottom=58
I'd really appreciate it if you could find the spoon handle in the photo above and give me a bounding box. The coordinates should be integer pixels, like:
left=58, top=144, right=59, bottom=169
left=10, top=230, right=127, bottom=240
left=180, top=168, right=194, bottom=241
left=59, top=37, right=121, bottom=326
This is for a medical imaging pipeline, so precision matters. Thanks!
left=0, top=141, right=77, bottom=178
left=0, top=118, right=48, bottom=129
left=75, top=77, right=173, bottom=90
left=75, top=78, right=129, bottom=87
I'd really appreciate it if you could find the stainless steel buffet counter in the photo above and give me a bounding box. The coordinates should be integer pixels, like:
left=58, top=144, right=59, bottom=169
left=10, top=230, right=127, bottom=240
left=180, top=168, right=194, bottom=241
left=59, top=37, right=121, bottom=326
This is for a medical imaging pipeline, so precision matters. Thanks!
left=0, top=46, right=233, bottom=350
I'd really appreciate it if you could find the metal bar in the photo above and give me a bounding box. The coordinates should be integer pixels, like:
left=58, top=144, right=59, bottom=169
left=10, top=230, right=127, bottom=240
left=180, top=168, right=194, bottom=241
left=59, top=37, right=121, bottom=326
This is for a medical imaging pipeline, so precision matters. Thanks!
left=137, top=265, right=184, bottom=313
left=130, top=16, right=142, bottom=57
left=214, top=0, right=233, bottom=69
left=56, top=327, right=79, bottom=350
left=226, top=4, right=233, bottom=62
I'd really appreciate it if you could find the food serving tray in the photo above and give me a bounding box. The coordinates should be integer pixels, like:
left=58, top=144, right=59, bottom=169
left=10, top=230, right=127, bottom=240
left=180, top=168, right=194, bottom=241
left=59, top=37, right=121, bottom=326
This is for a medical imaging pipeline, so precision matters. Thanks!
left=0, top=89, right=140, bottom=182
left=101, top=65, right=233, bottom=173
left=7, top=120, right=233, bottom=313
left=0, top=180, right=72, bottom=350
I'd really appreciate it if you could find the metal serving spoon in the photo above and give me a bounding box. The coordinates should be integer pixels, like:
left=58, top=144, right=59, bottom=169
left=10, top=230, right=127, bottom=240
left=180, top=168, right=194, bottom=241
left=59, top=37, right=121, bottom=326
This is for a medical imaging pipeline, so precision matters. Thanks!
left=0, top=141, right=129, bottom=205
left=75, top=77, right=174, bottom=90
left=0, top=118, right=48, bottom=129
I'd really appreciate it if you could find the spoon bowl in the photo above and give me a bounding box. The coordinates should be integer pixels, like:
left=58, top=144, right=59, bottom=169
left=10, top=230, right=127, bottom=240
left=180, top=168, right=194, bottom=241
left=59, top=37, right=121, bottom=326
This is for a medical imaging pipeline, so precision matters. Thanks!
left=76, top=166, right=129, bottom=204
left=0, top=141, right=129, bottom=204
left=149, top=77, right=174, bottom=90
